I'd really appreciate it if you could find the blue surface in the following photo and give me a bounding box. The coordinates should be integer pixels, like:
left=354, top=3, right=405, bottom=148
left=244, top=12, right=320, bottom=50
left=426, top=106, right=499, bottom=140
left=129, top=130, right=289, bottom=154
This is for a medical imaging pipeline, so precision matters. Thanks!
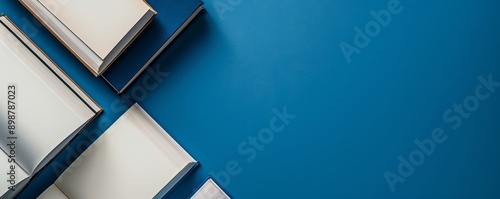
left=1, top=0, right=500, bottom=198
left=102, top=0, right=202, bottom=93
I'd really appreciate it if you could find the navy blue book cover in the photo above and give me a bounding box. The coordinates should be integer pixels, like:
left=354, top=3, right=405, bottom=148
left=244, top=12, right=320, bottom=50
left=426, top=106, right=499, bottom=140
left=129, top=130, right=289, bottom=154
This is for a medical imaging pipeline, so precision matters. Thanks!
left=102, top=0, right=203, bottom=93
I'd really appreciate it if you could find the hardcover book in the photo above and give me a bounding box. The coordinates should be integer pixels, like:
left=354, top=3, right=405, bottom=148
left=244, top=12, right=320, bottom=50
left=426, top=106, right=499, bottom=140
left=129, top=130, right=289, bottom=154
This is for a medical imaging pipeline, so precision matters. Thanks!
left=19, top=0, right=157, bottom=76
left=102, top=0, right=204, bottom=93
left=37, top=103, right=198, bottom=199
left=0, top=15, right=101, bottom=198
left=190, top=177, right=231, bottom=199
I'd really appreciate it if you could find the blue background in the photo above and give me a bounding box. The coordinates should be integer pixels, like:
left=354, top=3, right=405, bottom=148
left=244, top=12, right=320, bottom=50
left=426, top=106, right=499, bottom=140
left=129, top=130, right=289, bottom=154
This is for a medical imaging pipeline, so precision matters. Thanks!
left=2, top=0, right=500, bottom=198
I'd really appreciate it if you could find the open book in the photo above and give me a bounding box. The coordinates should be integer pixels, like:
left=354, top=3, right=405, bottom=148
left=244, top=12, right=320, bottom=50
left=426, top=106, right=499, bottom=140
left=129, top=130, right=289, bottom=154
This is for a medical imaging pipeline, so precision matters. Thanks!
left=19, top=0, right=157, bottom=76
left=0, top=15, right=101, bottom=198
left=38, top=104, right=197, bottom=199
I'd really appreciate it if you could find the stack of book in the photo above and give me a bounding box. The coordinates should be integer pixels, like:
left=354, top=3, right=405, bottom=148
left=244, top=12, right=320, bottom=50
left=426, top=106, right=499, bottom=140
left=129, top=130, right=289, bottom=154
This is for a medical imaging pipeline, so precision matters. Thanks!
left=0, top=0, right=215, bottom=198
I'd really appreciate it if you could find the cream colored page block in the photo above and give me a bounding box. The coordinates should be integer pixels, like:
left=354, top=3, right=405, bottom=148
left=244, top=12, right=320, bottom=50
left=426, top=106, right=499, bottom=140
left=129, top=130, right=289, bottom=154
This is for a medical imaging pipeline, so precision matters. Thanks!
left=38, top=0, right=150, bottom=59
left=0, top=23, right=89, bottom=172
left=37, top=184, right=68, bottom=199
left=191, top=179, right=230, bottom=199
left=55, top=114, right=183, bottom=199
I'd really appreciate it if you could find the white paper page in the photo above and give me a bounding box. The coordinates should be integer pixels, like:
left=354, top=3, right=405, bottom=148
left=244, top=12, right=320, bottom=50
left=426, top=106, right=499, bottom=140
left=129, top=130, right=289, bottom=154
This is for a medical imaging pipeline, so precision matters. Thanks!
left=0, top=21, right=91, bottom=173
left=191, top=179, right=231, bottom=199
left=37, top=184, right=68, bottom=199
left=38, top=0, right=151, bottom=59
left=55, top=106, right=187, bottom=199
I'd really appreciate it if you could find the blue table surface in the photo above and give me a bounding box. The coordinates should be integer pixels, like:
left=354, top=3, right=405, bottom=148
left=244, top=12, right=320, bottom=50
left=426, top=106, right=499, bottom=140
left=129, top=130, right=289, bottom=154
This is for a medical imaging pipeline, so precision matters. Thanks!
left=2, top=0, right=500, bottom=198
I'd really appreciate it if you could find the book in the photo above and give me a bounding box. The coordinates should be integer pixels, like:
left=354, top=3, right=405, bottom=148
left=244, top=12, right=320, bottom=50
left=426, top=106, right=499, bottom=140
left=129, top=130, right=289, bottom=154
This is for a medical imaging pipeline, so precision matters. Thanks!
left=37, top=103, right=197, bottom=199
left=102, top=0, right=204, bottom=93
left=18, top=0, right=157, bottom=76
left=0, top=14, right=101, bottom=198
left=190, top=177, right=231, bottom=199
